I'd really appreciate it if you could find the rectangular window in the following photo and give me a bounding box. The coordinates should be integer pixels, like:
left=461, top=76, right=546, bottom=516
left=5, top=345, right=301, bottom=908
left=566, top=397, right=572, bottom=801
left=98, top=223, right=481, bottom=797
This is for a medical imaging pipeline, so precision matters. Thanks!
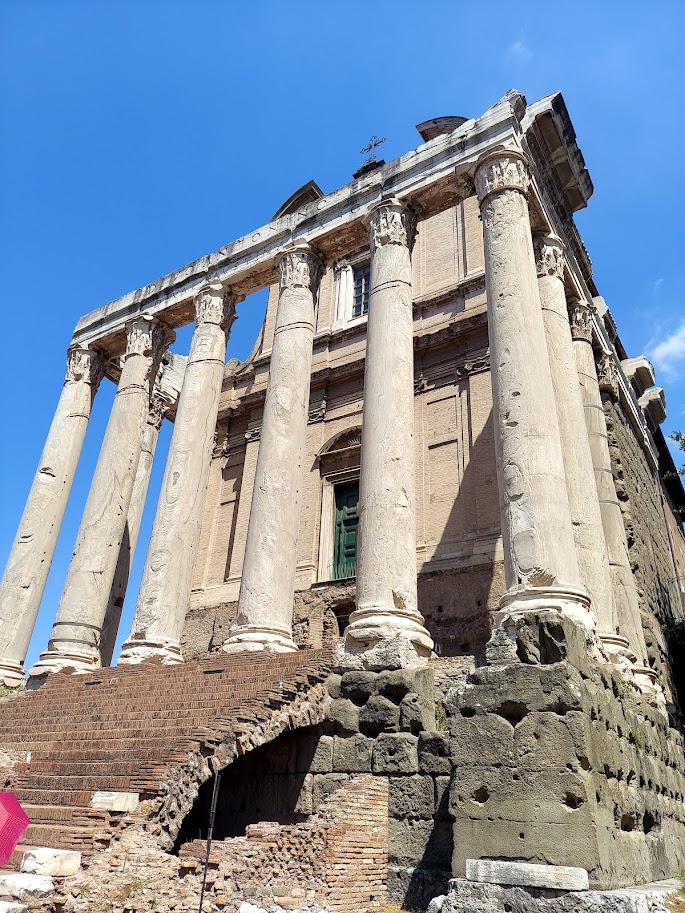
left=352, top=263, right=370, bottom=318
left=332, top=480, right=359, bottom=580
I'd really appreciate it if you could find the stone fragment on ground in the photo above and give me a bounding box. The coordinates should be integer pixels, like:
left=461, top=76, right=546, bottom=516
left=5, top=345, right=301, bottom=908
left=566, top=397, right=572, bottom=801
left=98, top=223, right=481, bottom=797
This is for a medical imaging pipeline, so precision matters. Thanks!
left=21, top=847, right=81, bottom=876
left=436, top=876, right=679, bottom=912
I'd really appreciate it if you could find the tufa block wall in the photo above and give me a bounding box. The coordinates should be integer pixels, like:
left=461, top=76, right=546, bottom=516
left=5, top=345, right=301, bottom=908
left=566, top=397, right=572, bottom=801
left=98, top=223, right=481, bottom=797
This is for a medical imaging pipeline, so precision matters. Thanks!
left=604, top=395, right=685, bottom=703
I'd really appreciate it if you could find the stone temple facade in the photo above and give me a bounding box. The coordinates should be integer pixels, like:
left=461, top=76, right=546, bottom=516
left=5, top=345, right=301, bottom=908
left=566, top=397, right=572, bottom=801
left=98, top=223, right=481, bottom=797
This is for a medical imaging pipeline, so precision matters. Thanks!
left=0, top=90, right=684, bottom=913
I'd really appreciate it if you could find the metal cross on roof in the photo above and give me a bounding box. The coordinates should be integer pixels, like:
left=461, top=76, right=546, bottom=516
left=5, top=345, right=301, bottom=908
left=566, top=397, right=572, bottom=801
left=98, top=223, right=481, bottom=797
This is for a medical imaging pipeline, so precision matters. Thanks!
left=360, top=134, right=387, bottom=163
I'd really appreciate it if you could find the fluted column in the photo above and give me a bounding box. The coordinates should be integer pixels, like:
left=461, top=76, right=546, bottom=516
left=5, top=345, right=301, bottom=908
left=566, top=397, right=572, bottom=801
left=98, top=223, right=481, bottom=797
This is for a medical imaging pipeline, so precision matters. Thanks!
left=120, top=284, right=236, bottom=665
left=0, top=346, right=105, bottom=687
left=99, top=390, right=166, bottom=666
left=474, top=150, right=591, bottom=627
left=571, top=306, right=654, bottom=685
left=535, top=233, right=613, bottom=635
left=29, top=315, right=173, bottom=679
left=345, top=199, right=433, bottom=656
left=223, top=246, right=323, bottom=653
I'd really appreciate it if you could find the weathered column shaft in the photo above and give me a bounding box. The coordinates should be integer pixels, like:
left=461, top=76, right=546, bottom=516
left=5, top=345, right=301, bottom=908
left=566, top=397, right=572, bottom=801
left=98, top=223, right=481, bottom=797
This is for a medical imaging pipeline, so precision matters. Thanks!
left=536, top=235, right=612, bottom=634
left=572, top=313, right=651, bottom=674
left=29, top=316, right=173, bottom=678
left=345, top=199, right=433, bottom=656
left=0, top=347, right=104, bottom=687
left=475, top=150, right=590, bottom=626
left=224, top=247, right=322, bottom=653
left=120, top=284, right=235, bottom=665
left=99, top=392, right=166, bottom=666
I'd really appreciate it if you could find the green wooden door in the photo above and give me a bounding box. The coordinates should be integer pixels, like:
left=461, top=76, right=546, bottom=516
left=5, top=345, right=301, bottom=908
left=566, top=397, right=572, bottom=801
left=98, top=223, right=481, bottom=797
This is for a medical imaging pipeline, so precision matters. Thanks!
left=333, top=481, right=359, bottom=579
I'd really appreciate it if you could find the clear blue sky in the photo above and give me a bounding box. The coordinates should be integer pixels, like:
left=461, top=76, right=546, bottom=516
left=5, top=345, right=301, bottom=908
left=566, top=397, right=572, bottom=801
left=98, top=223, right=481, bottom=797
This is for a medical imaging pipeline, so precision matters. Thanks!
left=1, top=1, right=684, bottom=672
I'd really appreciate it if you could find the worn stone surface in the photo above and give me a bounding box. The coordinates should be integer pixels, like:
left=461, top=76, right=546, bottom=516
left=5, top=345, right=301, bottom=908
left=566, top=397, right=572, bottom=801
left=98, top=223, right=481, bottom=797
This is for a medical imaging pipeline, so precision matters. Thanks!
left=372, top=732, right=419, bottom=774
left=438, top=877, right=676, bottom=912
left=332, top=733, right=373, bottom=772
left=21, top=848, right=81, bottom=876
left=537, top=239, right=614, bottom=637
left=345, top=200, right=433, bottom=658
left=475, top=149, right=587, bottom=626
left=29, top=317, right=173, bottom=678
left=224, top=247, right=323, bottom=654
left=447, top=615, right=685, bottom=889
left=0, top=347, right=103, bottom=687
left=359, top=693, right=401, bottom=735
left=121, top=286, right=235, bottom=665
left=466, top=859, right=589, bottom=890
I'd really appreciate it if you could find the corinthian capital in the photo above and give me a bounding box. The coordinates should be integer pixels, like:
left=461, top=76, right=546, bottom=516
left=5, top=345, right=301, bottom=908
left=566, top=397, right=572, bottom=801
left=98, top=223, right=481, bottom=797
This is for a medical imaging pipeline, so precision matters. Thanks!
left=534, top=234, right=565, bottom=280
left=125, top=314, right=175, bottom=360
left=597, top=352, right=619, bottom=400
left=278, top=245, right=324, bottom=294
left=194, top=282, right=237, bottom=331
left=65, top=345, right=106, bottom=388
left=367, top=199, right=417, bottom=251
left=474, top=149, right=530, bottom=208
left=148, top=388, right=170, bottom=431
left=568, top=298, right=593, bottom=343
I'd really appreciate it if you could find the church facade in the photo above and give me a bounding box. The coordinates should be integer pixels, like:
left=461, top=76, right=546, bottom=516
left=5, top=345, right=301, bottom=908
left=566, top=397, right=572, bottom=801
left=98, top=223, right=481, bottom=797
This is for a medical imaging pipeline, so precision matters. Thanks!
left=1, top=90, right=684, bottom=911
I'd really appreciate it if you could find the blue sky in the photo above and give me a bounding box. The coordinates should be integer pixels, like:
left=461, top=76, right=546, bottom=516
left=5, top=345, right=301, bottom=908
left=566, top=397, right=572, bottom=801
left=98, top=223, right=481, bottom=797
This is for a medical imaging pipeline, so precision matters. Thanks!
left=1, top=0, right=684, bottom=671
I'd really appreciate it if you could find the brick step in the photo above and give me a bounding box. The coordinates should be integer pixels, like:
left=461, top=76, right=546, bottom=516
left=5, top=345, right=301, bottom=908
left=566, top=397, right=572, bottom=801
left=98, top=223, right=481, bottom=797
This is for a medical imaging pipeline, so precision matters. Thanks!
left=23, top=822, right=111, bottom=848
left=21, top=805, right=111, bottom=826
left=24, top=757, right=192, bottom=777
left=14, top=774, right=135, bottom=791
left=31, top=743, right=198, bottom=762
left=13, top=789, right=105, bottom=807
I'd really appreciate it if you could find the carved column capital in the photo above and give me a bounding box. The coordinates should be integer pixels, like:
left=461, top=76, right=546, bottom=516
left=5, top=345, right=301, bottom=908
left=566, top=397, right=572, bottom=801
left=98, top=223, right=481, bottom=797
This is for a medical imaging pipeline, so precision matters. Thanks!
left=366, top=199, right=417, bottom=251
left=194, top=282, right=237, bottom=331
left=534, top=234, right=565, bottom=280
left=568, top=298, right=593, bottom=343
left=277, top=245, right=324, bottom=294
left=125, top=313, right=175, bottom=359
left=148, top=389, right=169, bottom=431
left=65, top=345, right=106, bottom=388
left=474, top=149, right=530, bottom=209
left=597, top=352, right=619, bottom=400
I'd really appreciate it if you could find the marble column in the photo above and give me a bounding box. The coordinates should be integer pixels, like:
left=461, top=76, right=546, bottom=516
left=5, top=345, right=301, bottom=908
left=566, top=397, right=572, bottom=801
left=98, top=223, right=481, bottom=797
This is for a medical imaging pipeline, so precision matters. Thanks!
left=571, top=305, right=655, bottom=686
left=0, top=346, right=105, bottom=687
left=119, top=284, right=236, bottom=665
left=99, top=389, right=167, bottom=666
left=223, top=246, right=323, bottom=653
left=345, top=199, right=433, bottom=656
left=535, top=233, right=612, bottom=635
left=29, top=315, right=173, bottom=679
left=474, top=150, right=591, bottom=627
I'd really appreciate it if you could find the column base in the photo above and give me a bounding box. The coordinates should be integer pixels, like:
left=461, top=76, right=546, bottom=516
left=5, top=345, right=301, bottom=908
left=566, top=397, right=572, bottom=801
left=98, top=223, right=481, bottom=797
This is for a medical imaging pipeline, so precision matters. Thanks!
left=343, top=604, right=434, bottom=657
left=598, top=633, right=637, bottom=670
left=117, top=639, right=184, bottom=666
left=28, top=645, right=100, bottom=683
left=222, top=624, right=298, bottom=654
left=497, top=584, right=594, bottom=632
left=0, top=657, right=25, bottom=689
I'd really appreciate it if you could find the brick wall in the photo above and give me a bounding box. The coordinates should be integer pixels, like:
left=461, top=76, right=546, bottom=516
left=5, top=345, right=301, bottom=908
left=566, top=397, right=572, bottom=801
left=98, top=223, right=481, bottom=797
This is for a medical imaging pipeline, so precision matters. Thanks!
left=177, top=775, right=388, bottom=913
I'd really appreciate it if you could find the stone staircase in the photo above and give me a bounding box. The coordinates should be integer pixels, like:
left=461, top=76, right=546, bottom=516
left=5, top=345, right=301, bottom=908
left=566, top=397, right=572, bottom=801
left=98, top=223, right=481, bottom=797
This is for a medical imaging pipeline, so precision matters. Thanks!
left=0, top=649, right=332, bottom=878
